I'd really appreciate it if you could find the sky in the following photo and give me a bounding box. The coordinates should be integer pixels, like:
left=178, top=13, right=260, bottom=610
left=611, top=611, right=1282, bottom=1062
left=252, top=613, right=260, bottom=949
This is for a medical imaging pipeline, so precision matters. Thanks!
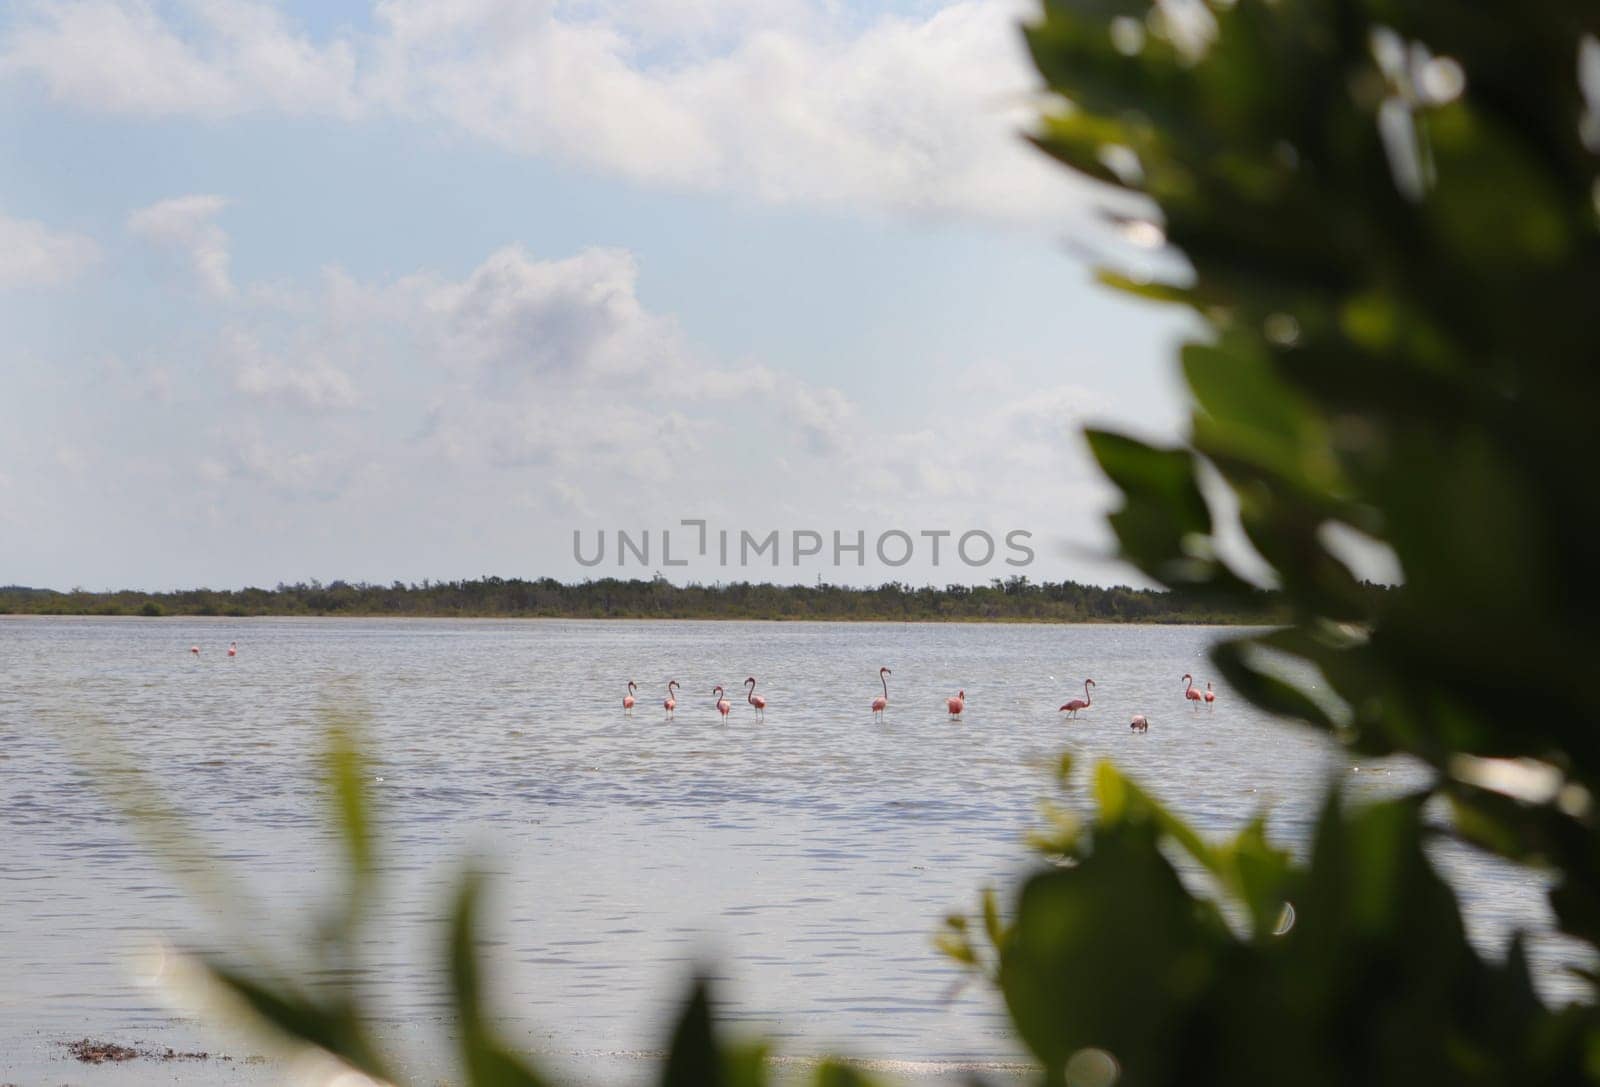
left=0, top=0, right=1200, bottom=592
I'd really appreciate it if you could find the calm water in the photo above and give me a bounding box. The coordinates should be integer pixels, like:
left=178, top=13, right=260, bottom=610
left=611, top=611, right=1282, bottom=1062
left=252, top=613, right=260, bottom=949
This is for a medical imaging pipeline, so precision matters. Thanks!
left=0, top=617, right=1582, bottom=1084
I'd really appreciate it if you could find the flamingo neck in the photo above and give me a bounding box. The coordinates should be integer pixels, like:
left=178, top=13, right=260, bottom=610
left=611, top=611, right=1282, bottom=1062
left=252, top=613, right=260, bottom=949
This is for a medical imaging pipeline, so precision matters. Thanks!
left=881, top=673, right=889, bottom=699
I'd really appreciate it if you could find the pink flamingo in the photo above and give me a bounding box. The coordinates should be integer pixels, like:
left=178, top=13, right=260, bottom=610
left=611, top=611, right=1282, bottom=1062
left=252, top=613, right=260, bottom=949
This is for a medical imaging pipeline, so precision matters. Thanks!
left=744, top=677, right=766, bottom=719
left=871, top=667, right=891, bottom=720
left=713, top=685, right=732, bottom=721
left=947, top=690, right=966, bottom=720
left=227, top=641, right=238, bottom=657
left=1183, top=673, right=1204, bottom=709
left=189, top=645, right=200, bottom=656
left=1059, top=678, right=1095, bottom=718
left=663, top=680, right=679, bottom=719
left=1130, top=714, right=1149, bottom=732
left=623, top=680, right=637, bottom=714
left=1204, top=681, right=1216, bottom=707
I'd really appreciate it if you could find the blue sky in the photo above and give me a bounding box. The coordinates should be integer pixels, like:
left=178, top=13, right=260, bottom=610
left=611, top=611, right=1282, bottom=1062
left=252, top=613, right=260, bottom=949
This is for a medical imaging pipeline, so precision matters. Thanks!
left=0, top=0, right=1195, bottom=591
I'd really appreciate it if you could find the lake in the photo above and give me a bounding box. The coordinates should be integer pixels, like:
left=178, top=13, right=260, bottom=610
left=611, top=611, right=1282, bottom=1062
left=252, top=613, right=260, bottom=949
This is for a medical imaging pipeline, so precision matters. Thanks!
left=0, top=617, right=1581, bottom=1084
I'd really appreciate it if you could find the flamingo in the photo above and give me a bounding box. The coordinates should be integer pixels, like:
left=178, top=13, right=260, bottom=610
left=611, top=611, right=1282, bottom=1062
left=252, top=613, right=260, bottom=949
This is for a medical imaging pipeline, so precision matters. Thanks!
left=744, top=677, right=766, bottom=719
left=1131, top=713, right=1149, bottom=732
left=947, top=690, right=966, bottom=720
left=664, top=680, right=680, bottom=719
left=871, top=667, right=891, bottom=720
left=1183, top=673, right=1204, bottom=709
left=189, top=645, right=200, bottom=656
left=713, top=685, right=732, bottom=721
left=623, top=680, right=637, bottom=714
left=1204, top=681, right=1216, bottom=707
left=1059, top=678, right=1095, bottom=718
left=227, top=641, right=237, bottom=657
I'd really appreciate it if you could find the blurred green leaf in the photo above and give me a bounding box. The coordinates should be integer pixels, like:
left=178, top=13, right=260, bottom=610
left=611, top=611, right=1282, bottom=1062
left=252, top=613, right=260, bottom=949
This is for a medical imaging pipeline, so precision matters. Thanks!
left=1000, top=813, right=1222, bottom=1082
left=324, top=711, right=375, bottom=888
left=662, top=979, right=729, bottom=1087
left=1210, top=636, right=1341, bottom=732
left=810, top=1061, right=879, bottom=1087
left=321, top=707, right=377, bottom=948
left=202, top=962, right=394, bottom=1082
left=981, top=887, right=1005, bottom=950
left=1084, top=430, right=1216, bottom=585
left=448, top=873, right=552, bottom=1087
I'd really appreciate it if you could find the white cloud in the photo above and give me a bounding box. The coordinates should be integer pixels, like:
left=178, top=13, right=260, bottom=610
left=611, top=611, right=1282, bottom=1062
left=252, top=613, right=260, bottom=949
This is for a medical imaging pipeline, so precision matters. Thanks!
left=224, top=431, right=350, bottom=499
left=196, top=420, right=372, bottom=501
left=232, top=340, right=360, bottom=412
left=562, top=0, right=817, bottom=54
left=780, top=380, right=857, bottom=455
left=367, top=0, right=1081, bottom=223
left=845, top=383, right=1106, bottom=507
left=142, top=365, right=175, bottom=403
left=55, top=444, right=92, bottom=475
left=420, top=246, right=661, bottom=380
left=175, top=247, right=758, bottom=499
left=196, top=457, right=230, bottom=484
left=7, top=213, right=1142, bottom=583
left=0, top=0, right=358, bottom=117
left=127, top=194, right=233, bottom=297
left=0, top=211, right=101, bottom=289
left=4, top=0, right=1090, bottom=226
left=99, top=354, right=178, bottom=402
left=168, top=238, right=1115, bottom=581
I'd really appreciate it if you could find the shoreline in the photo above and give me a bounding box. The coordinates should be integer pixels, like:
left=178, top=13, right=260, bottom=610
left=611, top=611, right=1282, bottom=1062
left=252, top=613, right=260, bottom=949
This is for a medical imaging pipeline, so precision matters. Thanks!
left=1, top=576, right=1305, bottom=627
left=0, top=612, right=1277, bottom=627
left=5, top=1033, right=1037, bottom=1087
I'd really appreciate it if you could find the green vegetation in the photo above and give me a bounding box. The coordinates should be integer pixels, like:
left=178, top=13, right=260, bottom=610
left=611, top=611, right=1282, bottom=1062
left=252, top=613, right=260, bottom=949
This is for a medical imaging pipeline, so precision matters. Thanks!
left=80, top=0, right=1600, bottom=1084
left=0, top=576, right=1292, bottom=623
left=941, top=0, right=1600, bottom=1081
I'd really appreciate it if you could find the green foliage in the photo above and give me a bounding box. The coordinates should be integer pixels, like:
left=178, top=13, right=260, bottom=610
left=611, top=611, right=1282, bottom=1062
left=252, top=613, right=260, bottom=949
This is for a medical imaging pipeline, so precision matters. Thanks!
left=933, top=0, right=1600, bottom=1081
left=448, top=875, right=554, bottom=1087
left=1026, top=0, right=1600, bottom=774
left=0, top=576, right=1291, bottom=624
left=950, top=767, right=1593, bottom=1085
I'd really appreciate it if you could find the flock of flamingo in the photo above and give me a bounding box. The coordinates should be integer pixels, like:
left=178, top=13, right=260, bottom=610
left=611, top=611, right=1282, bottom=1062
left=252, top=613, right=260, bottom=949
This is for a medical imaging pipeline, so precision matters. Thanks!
left=623, top=668, right=1219, bottom=729
left=624, top=677, right=770, bottom=721
left=188, top=644, right=1217, bottom=728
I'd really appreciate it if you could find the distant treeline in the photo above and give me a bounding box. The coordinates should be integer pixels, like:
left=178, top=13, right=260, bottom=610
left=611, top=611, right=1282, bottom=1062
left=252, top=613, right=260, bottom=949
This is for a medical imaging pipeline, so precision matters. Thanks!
left=0, top=576, right=1321, bottom=623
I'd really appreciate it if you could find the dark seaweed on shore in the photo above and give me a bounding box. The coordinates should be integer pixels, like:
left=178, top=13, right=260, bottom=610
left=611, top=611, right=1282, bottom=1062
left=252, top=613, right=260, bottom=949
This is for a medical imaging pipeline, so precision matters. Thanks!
left=64, top=1039, right=221, bottom=1064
